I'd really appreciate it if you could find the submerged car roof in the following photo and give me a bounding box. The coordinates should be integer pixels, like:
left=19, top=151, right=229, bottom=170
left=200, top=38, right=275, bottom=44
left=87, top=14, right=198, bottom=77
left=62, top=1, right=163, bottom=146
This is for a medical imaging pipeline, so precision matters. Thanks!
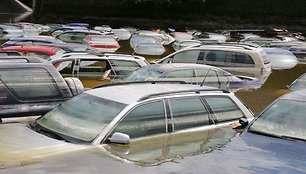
left=141, top=63, right=227, bottom=72
left=86, top=83, right=223, bottom=104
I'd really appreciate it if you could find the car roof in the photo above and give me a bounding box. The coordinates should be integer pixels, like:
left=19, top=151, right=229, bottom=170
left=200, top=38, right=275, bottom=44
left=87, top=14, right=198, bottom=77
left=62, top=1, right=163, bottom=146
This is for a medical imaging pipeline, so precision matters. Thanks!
left=0, top=56, right=49, bottom=64
left=86, top=83, right=224, bottom=104
left=2, top=46, right=60, bottom=55
left=263, top=48, right=294, bottom=55
left=142, top=63, right=226, bottom=72
left=279, top=89, right=306, bottom=102
left=51, top=53, right=145, bottom=61
left=10, top=36, right=62, bottom=42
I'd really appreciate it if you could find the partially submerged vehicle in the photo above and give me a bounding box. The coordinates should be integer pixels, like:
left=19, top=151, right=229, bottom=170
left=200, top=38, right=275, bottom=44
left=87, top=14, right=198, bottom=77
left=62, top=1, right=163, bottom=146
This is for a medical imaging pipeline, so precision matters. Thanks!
left=129, top=34, right=158, bottom=49
left=0, top=82, right=253, bottom=171
left=49, top=26, right=88, bottom=37
left=2, top=36, right=64, bottom=47
left=170, top=31, right=194, bottom=41
left=133, top=43, right=166, bottom=56
left=55, top=30, right=103, bottom=43
left=0, top=57, right=84, bottom=123
left=1, top=46, right=66, bottom=60
left=288, top=44, right=306, bottom=62
left=239, top=36, right=281, bottom=46
left=112, top=28, right=131, bottom=40
left=50, top=53, right=149, bottom=88
left=124, top=63, right=261, bottom=91
left=83, top=34, right=120, bottom=53
left=263, top=47, right=298, bottom=70
left=0, top=24, right=23, bottom=40
left=135, top=30, right=175, bottom=45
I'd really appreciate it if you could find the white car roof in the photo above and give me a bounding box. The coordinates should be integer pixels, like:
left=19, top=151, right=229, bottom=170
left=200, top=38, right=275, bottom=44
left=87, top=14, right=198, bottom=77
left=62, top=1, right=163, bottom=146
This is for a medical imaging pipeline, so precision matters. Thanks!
left=86, top=83, right=223, bottom=104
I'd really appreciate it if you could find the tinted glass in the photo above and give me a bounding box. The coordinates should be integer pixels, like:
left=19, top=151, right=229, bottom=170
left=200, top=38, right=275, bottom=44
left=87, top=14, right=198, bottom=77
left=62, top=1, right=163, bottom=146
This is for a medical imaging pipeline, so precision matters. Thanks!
left=170, top=97, right=210, bottom=131
left=113, top=101, right=166, bottom=139
left=204, top=96, right=244, bottom=122
left=0, top=68, right=62, bottom=100
left=233, top=53, right=255, bottom=66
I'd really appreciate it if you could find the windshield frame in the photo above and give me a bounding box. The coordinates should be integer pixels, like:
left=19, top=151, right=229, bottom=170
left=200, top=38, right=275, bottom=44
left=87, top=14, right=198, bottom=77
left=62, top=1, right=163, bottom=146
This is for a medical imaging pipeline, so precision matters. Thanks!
left=33, top=93, right=127, bottom=143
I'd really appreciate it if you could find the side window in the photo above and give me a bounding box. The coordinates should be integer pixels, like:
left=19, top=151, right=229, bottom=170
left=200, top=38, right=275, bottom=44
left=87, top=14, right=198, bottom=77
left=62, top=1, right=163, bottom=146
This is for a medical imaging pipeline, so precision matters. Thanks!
left=27, top=52, right=50, bottom=60
left=233, top=53, right=255, bottom=67
left=165, top=69, right=193, bottom=78
left=172, top=50, right=200, bottom=63
left=54, top=60, right=75, bottom=76
left=204, top=96, right=244, bottom=123
left=79, top=60, right=112, bottom=78
left=112, top=101, right=166, bottom=139
left=109, top=60, right=141, bottom=78
left=0, top=68, right=62, bottom=100
left=170, top=97, right=210, bottom=131
left=194, top=68, right=220, bottom=87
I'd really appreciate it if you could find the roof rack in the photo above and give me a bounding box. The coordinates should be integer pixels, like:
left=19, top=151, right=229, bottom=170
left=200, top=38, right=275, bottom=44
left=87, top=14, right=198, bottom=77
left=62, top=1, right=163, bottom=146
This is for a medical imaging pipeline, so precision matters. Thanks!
left=201, top=42, right=260, bottom=49
left=138, top=88, right=229, bottom=102
left=93, top=81, right=187, bottom=89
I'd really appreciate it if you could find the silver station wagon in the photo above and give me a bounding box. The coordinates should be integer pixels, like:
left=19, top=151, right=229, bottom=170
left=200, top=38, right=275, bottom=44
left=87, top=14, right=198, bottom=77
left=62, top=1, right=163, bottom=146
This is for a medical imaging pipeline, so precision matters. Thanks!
left=0, top=82, right=253, bottom=169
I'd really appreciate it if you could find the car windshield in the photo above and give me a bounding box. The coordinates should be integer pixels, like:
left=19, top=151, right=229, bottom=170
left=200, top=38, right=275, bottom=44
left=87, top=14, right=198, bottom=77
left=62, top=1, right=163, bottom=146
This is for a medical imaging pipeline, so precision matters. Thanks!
left=35, top=93, right=127, bottom=142
left=248, top=99, right=306, bottom=141
left=124, top=68, right=164, bottom=81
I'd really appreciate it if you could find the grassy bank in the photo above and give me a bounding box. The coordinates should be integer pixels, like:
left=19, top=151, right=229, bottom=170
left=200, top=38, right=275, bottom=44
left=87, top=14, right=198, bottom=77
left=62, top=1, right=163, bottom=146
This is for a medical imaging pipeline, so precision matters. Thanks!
left=31, top=0, right=306, bottom=31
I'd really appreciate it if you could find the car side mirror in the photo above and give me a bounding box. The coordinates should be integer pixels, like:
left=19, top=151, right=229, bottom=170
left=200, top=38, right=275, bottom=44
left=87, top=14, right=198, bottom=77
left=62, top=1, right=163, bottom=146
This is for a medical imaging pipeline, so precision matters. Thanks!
left=108, top=132, right=130, bottom=144
left=239, top=117, right=249, bottom=129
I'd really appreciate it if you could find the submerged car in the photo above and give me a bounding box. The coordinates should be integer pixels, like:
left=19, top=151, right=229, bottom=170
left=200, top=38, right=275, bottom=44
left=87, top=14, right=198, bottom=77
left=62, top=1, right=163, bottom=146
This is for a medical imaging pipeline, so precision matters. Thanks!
left=2, top=36, right=64, bottom=47
left=0, top=57, right=84, bottom=123
left=55, top=30, right=103, bottom=43
left=1, top=46, right=66, bottom=60
left=172, top=40, right=202, bottom=51
left=124, top=63, right=261, bottom=91
left=83, top=34, right=120, bottom=53
left=50, top=53, right=149, bottom=88
left=263, top=47, right=298, bottom=70
left=133, top=43, right=166, bottom=56
left=0, top=24, right=23, bottom=40
left=0, top=82, right=253, bottom=170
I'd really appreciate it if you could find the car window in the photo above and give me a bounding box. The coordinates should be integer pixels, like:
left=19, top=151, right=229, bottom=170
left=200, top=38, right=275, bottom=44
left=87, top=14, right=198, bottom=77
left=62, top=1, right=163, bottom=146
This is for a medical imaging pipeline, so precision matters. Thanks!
left=194, top=68, right=220, bottom=86
left=233, top=52, right=255, bottom=67
left=170, top=97, right=210, bottom=131
left=79, top=60, right=112, bottom=78
left=204, top=96, right=244, bottom=123
left=27, top=52, right=50, bottom=60
left=0, top=68, right=62, bottom=100
left=172, top=50, right=200, bottom=63
left=109, top=60, right=141, bottom=78
left=204, top=50, right=229, bottom=66
left=57, top=32, right=75, bottom=42
left=165, top=69, right=193, bottom=78
left=54, top=60, right=75, bottom=75
left=112, top=101, right=166, bottom=139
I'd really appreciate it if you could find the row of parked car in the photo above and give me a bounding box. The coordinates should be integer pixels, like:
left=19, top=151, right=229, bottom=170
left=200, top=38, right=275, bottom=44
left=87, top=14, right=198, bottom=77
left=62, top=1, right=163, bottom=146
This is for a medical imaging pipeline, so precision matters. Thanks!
left=0, top=22, right=305, bottom=173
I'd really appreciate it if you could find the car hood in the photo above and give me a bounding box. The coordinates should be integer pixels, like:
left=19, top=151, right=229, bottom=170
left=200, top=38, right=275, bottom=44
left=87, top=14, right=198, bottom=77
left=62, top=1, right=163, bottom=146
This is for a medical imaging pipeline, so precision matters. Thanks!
left=0, top=123, right=86, bottom=168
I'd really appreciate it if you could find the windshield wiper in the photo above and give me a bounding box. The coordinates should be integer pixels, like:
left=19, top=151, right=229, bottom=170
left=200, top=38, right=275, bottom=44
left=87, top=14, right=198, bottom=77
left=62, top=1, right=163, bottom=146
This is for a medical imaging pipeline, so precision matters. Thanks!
left=248, top=129, right=283, bottom=139
left=281, top=135, right=306, bottom=142
left=29, top=123, right=70, bottom=142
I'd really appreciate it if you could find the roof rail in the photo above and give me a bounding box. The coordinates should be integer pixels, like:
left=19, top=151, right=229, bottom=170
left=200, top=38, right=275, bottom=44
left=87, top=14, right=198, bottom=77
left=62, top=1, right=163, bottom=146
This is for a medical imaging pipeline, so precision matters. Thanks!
left=138, top=88, right=230, bottom=102
left=93, top=81, right=187, bottom=89
left=199, top=42, right=260, bottom=49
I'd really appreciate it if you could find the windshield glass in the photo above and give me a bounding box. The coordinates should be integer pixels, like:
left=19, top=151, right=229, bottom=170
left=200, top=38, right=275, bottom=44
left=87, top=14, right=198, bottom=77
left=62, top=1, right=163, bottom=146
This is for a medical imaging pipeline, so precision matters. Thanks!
left=249, top=99, right=306, bottom=141
left=36, top=93, right=127, bottom=142
left=124, top=68, right=164, bottom=81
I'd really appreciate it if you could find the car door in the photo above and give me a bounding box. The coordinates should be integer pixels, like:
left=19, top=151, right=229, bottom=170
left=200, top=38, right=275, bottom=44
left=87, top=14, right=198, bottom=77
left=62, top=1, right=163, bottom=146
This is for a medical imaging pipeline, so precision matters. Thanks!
left=105, top=100, right=168, bottom=164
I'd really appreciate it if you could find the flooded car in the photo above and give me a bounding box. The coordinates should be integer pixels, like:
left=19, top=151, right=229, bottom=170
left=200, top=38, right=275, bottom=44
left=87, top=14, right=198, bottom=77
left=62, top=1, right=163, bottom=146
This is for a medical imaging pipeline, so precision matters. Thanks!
left=288, top=44, right=306, bottom=62
left=156, top=43, right=272, bottom=83
left=2, top=36, right=64, bottom=47
left=83, top=34, right=120, bottom=53
left=0, top=82, right=253, bottom=170
left=123, top=63, right=261, bottom=91
left=135, top=30, right=175, bottom=45
left=170, top=31, right=194, bottom=41
left=50, top=52, right=149, bottom=88
left=1, top=46, right=66, bottom=60
left=263, top=48, right=298, bottom=70
left=112, top=28, right=131, bottom=40
left=0, top=57, right=84, bottom=123
left=0, top=24, right=23, bottom=40
left=55, top=30, right=103, bottom=43
left=172, top=40, right=202, bottom=51
left=49, top=26, right=88, bottom=37
left=133, top=43, right=166, bottom=56
left=129, top=34, right=158, bottom=49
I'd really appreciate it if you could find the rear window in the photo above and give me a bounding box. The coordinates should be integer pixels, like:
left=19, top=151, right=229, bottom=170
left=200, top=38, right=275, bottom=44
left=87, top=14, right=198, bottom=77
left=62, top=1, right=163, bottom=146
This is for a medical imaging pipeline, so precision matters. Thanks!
left=0, top=68, right=62, bottom=100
